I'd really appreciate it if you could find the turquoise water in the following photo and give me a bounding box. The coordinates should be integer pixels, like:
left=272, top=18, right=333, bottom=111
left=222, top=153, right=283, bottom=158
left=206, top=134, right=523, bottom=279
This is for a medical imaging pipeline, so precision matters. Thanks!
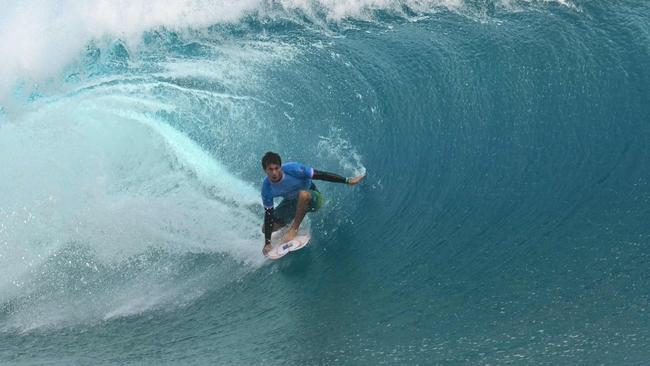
left=1, top=1, right=649, bottom=364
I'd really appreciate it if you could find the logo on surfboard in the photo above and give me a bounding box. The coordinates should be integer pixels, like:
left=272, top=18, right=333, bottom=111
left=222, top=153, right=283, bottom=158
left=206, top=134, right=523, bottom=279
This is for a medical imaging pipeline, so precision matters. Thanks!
left=267, top=235, right=311, bottom=260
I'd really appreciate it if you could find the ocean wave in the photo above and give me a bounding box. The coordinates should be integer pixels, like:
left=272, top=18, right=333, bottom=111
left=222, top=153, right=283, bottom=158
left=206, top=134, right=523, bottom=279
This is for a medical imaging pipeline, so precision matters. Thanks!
left=0, top=0, right=577, bottom=101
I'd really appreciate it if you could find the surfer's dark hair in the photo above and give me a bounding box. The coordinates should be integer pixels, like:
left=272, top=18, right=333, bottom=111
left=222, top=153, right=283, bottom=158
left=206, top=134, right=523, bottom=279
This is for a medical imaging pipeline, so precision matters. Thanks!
left=262, top=151, right=281, bottom=169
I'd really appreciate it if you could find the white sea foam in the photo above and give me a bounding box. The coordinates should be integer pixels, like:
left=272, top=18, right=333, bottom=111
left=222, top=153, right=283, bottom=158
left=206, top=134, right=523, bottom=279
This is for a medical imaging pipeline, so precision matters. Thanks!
left=0, top=29, right=297, bottom=323
left=0, top=0, right=581, bottom=101
left=0, top=86, right=266, bottom=327
left=317, top=126, right=367, bottom=177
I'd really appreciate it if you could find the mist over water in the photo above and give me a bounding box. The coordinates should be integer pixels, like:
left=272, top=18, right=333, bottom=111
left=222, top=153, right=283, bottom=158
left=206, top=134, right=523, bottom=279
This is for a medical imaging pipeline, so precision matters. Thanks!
left=1, top=0, right=649, bottom=364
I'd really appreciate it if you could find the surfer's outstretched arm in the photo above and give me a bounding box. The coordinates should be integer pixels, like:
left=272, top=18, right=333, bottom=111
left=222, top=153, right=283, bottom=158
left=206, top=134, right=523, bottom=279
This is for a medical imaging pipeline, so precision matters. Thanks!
left=313, top=170, right=366, bottom=186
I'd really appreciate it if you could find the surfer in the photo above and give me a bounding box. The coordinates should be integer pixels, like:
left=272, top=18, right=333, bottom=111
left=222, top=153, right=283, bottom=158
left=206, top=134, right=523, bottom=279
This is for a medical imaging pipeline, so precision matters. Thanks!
left=261, top=151, right=365, bottom=255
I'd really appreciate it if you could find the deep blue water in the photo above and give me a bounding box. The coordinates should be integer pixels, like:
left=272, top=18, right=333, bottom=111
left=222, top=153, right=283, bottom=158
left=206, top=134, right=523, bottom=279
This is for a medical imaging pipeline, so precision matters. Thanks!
left=1, top=1, right=649, bottom=364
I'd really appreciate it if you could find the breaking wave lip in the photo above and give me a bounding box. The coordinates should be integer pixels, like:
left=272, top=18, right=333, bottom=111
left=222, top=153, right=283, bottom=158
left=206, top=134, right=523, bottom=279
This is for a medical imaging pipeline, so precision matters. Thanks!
left=0, top=0, right=577, bottom=102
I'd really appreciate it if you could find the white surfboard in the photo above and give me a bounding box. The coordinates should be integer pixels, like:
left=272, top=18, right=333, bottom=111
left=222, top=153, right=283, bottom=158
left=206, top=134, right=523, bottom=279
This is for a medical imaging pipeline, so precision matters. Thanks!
left=266, top=234, right=311, bottom=260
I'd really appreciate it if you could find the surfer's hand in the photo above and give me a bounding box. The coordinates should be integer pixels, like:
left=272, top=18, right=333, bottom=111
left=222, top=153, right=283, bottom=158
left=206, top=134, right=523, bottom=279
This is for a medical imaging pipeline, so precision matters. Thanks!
left=263, top=244, right=272, bottom=256
left=282, top=227, right=298, bottom=242
left=347, top=174, right=366, bottom=186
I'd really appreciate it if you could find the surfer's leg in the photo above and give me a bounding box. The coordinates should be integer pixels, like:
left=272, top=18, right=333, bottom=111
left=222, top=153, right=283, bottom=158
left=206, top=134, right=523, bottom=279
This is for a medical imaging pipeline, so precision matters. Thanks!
left=290, top=190, right=311, bottom=232
left=282, top=191, right=316, bottom=242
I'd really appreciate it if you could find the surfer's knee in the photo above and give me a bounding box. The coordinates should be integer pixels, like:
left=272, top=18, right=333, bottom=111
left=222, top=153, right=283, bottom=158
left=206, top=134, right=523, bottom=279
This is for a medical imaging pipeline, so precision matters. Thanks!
left=298, top=190, right=311, bottom=201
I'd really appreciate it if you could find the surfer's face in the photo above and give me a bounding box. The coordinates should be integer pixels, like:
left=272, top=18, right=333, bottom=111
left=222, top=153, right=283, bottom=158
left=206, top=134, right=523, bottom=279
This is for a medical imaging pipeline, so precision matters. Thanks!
left=265, top=163, right=282, bottom=183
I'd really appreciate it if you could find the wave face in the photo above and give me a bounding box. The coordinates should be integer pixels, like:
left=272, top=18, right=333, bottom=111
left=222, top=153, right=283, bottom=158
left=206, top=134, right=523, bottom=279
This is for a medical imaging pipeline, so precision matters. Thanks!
left=1, top=1, right=649, bottom=364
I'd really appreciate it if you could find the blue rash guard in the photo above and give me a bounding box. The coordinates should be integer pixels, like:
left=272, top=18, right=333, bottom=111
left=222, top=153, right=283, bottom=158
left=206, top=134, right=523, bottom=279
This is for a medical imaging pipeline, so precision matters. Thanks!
left=261, top=162, right=314, bottom=209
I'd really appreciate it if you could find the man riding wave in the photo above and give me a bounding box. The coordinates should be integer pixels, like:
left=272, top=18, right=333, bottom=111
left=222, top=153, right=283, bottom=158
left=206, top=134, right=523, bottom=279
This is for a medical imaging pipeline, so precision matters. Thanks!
left=260, top=151, right=365, bottom=256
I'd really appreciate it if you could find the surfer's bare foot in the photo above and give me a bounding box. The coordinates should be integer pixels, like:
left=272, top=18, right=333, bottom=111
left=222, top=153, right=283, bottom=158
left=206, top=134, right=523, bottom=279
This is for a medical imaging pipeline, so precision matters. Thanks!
left=282, top=227, right=298, bottom=242
left=262, top=244, right=272, bottom=256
